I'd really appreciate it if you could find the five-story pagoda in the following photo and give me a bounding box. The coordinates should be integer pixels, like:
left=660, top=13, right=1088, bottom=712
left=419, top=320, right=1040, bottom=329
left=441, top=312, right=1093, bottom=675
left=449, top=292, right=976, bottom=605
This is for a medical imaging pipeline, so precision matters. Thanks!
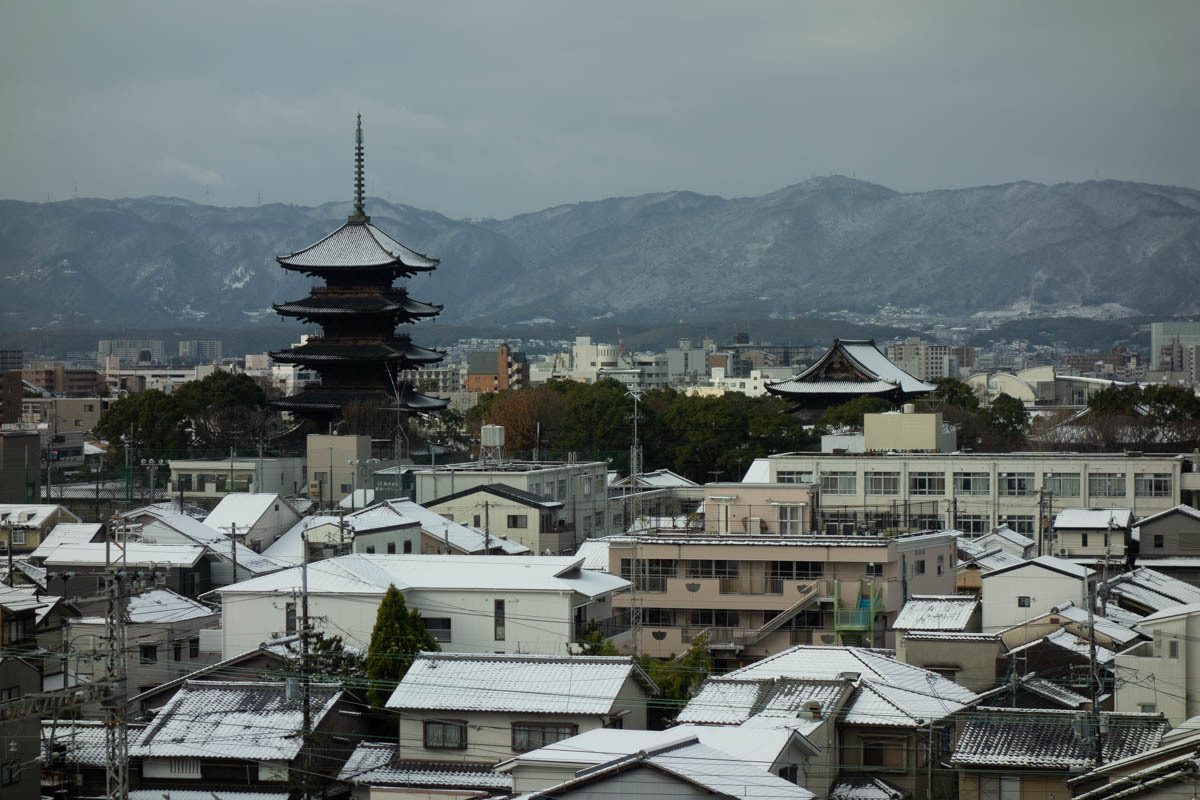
left=270, top=116, right=448, bottom=421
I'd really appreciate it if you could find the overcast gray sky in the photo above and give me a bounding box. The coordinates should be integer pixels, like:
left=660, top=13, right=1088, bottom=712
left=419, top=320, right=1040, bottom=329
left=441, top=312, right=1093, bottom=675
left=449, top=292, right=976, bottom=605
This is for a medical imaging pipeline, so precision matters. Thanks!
left=2, top=1, right=1197, bottom=219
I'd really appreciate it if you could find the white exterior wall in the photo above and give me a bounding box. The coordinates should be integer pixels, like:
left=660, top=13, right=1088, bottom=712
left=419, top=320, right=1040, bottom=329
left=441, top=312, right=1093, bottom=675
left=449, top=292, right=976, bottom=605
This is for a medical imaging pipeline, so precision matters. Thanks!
left=219, top=588, right=579, bottom=659
left=981, top=565, right=1086, bottom=632
left=1115, top=613, right=1194, bottom=726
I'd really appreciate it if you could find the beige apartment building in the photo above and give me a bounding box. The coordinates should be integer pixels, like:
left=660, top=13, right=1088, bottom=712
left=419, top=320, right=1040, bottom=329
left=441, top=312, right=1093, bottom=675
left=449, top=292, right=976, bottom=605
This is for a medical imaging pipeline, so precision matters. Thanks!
left=605, top=531, right=956, bottom=668
left=766, top=451, right=1199, bottom=545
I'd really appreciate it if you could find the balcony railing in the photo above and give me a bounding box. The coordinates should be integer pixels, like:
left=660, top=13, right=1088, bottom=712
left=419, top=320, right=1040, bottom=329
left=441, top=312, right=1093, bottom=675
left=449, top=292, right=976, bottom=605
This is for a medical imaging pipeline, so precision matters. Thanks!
left=575, top=615, right=632, bottom=641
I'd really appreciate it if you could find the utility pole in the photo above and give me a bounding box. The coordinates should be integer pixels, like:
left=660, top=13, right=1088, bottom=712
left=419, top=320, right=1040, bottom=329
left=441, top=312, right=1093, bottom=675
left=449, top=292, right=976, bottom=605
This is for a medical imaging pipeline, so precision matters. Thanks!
left=103, top=524, right=129, bottom=800
left=299, top=541, right=312, bottom=800
left=230, top=522, right=238, bottom=584
left=626, top=389, right=643, bottom=655
left=483, top=500, right=491, bottom=553
left=1086, top=576, right=1104, bottom=766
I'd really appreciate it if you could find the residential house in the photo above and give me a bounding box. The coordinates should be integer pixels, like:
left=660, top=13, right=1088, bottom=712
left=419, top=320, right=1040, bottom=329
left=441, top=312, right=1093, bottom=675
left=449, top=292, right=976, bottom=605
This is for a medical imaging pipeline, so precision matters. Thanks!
left=426, top=483, right=569, bottom=554
left=202, top=492, right=302, bottom=552
left=126, top=641, right=292, bottom=718
left=129, top=680, right=365, bottom=796
left=976, top=671, right=1093, bottom=711
left=952, top=708, right=1167, bottom=800
left=500, top=736, right=815, bottom=800
left=0, top=505, right=81, bottom=554
left=1004, top=629, right=1117, bottom=700
left=384, top=653, right=656, bottom=773
left=1104, top=567, right=1200, bottom=618
left=1131, top=505, right=1200, bottom=583
left=955, top=543, right=1026, bottom=595
left=1053, top=508, right=1133, bottom=560
left=66, top=588, right=220, bottom=698
left=0, top=655, right=39, bottom=800
left=972, top=525, right=1036, bottom=559
left=606, top=531, right=952, bottom=666
left=677, top=645, right=979, bottom=800
left=895, top=632, right=1006, bottom=694
left=1114, top=602, right=1200, bottom=725
left=42, top=542, right=210, bottom=605
left=980, top=555, right=1093, bottom=632
left=41, top=720, right=146, bottom=800
left=338, top=741, right=514, bottom=799
left=495, top=724, right=821, bottom=795
left=129, top=506, right=288, bottom=585
left=413, top=459, right=614, bottom=548
left=0, top=585, right=75, bottom=688
left=212, top=554, right=629, bottom=658
left=1066, top=724, right=1200, bottom=800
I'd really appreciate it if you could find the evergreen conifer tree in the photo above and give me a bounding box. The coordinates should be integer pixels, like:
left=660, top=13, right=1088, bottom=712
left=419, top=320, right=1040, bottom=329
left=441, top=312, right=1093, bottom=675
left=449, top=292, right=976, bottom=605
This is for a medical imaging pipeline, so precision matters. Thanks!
left=365, top=584, right=439, bottom=706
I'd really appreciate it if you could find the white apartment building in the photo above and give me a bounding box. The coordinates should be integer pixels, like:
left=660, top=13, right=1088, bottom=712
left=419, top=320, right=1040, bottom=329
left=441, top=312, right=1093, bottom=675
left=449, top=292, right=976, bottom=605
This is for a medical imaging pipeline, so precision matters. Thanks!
left=413, top=459, right=614, bottom=548
left=766, top=451, right=1200, bottom=543
left=1114, top=602, right=1200, bottom=726
left=886, top=337, right=956, bottom=382
left=568, top=336, right=622, bottom=383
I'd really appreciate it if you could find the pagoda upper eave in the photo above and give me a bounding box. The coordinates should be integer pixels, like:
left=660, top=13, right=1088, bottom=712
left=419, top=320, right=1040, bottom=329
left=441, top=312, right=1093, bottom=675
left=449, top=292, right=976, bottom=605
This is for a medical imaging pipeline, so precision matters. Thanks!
left=269, top=339, right=444, bottom=365
left=272, top=293, right=443, bottom=320
left=271, top=387, right=449, bottom=414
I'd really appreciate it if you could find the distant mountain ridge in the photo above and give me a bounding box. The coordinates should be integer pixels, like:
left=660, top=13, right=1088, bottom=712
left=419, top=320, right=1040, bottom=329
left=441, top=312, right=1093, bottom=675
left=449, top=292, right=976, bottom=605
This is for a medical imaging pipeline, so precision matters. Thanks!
left=1, top=176, right=1197, bottom=330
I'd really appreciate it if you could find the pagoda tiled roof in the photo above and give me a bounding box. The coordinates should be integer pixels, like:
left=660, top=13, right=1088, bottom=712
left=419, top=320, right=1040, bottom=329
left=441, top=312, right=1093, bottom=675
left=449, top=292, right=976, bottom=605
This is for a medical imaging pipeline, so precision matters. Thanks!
left=271, top=387, right=449, bottom=414
left=269, top=337, right=444, bottom=365
left=278, top=221, right=438, bottom=273
left=273, top=291, right=442, bottom=319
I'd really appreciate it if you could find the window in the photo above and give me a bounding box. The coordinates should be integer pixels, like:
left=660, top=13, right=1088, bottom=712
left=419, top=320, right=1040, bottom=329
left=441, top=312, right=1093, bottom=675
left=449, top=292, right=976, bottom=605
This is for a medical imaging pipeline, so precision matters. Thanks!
left=424, top=719, right=467, bottom=750
left=620, top=559, right=675, bottom=592
left=512, top=722, right=578, bottom=752
left=0, top=686, right=18, bottom=701
left=189, top=638, right=199, bottom=658
left=507, top=514, right=528, bottom=529
left=1018, top=596, right=1031, bottom=608
left=998, top=472, right=1035, bottom=496
left=954, top=472, right=990, bottom=496
left=771, top=561, right=823, bottom=579
left=139, top=644, right=157, bottom=665
left=936, top=554, right=945, bottom=576
left=0, top=760, right=18, bottom=787
left=1170, top=639, right=1179, bottom=659
left=473, top=515, right=481, bottom=527
left=956, top=514, right=990, bottom=535
left=866, top=472, right=900, bottom=496
left=866, top=563, right=884, bottom=578
left=168, top=757, right=201, bottom=778
left=365, top=546, right=375, bottom=554
left=689, top=609, right=740, bottom=627
left=1089, top=473, right=1127, bottom=497
left=980, top=775, right=1021, bottom=800
left=425, top=617, right=452, bottom=643
left=820, top=471, right=857, bottom=495
left=402, top=541, right=412, bottom=554
left=582, top=475, right=593, bottom=496
left=1153, top=534, right=1164, bottom=549
left=778, top=470, right=813, bottom=484
left=9, top=529, right=25, bottom=546
left=595, top=512, right=605, bottom=530
left=914, top=560, right=926, bottom=575
left=173, top=642, right=182, bottom=663
left=285, top=602, right=297, bottom=636
left=494, top=599, right=505, bottom=641
left=999, top=515, right=1036, bottom=535
left=686, top=560, right=739, bottom=579
left=861, top=739, right=903, bottom=768
left=645, top=608, right=674, bottom=626
left=779, top=765, right=799, bottom=784
left=339, top=483, right=352, bottom=494
left=558, top=479, right=567, bottom=497
left=1043, top=473, right=1081, bottom=497
left=1140, top=703, right=1157, bottom=714
left=909, top=472, right=945, bottom=496
left=912, top=514, right=943, bottom=531
left=1136, top=473, right=1172, bottom=497
left=779, top=505, right=806, bottom=534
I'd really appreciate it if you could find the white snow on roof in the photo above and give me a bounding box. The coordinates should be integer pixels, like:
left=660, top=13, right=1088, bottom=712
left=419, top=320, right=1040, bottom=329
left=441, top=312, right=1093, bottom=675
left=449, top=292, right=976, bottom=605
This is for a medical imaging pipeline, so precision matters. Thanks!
left=677, top=678, right=847, bottom=725
left=0, top=586, right=64, bottom=624
left=131, top=680, right=342, bottom=761
left=216, top=553, right=627, bottom=598
left=893, top=595, right=978, bottom=631
left=1008, top=629, right=1116, bottom=663
left=969, top=549, right=1027, bottom=573
left=1050, top=602, right=1141, bottom=646
left=0, top=504, right=77, bottom=528
left=339, top=742, right=512, bottom=788
left=386, top=652, right=651, bottom=714
left=575, top=539, right=611, bottom=571
left=1135, top=504, right=1200, bottom=527
left=629, top=740, right=815, bottom=800
left=30, top=523, right=103, bottom=559
left=742, top=458, right=771, bottom=483
left=43, top=542, right=205, bottom=567
left=983, top=554, right=1093, bottom=580
left=1107, top=568, right=1200, bottom=613
left=125, top=589, right=218, bottom=624
left=377, top=499, right=530, bottom=554
left=204, top=493, right=288, bottom=533
left=830, top=777, right=907, bottom=800
left=979, top=525, right=1035, bottom=549
left=1054, top=508, right=1133, bottom=529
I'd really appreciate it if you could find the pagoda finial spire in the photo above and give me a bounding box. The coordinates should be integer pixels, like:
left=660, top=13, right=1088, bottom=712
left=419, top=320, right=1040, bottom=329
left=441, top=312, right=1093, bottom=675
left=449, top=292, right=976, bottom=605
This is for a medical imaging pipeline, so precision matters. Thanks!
left=349, top=114, right=369, bottom=224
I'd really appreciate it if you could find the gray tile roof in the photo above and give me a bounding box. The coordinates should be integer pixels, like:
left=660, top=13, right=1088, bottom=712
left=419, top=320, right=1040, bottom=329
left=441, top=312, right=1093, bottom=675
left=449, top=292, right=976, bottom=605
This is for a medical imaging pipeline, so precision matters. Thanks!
left=952, top=708, right=1167, bottom=769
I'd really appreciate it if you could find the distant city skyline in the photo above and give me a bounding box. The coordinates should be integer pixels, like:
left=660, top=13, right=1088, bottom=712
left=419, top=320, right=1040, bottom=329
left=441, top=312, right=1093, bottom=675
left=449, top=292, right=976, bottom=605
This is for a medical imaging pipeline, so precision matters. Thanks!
left=1, top=2, right=1197, bottom=219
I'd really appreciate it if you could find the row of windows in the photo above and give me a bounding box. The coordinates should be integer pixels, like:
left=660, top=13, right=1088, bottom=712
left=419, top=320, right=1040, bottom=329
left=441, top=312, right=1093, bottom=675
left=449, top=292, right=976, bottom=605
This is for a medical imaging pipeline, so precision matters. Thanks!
left=424, top=719, right=580, bottom=752
left=816, top=470, right=1172, bottom=498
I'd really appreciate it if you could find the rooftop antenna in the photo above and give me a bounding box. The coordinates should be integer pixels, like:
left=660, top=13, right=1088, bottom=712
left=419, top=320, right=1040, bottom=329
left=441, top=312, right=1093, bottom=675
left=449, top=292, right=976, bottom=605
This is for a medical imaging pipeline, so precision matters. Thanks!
left=348, top=114, right=370, bottom=224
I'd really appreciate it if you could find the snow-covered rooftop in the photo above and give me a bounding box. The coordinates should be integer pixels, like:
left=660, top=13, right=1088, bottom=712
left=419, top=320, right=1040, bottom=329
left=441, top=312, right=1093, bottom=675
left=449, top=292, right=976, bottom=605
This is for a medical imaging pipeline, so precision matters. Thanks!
left=339, top=741, right=511, bottom=789
left=676, top=678, right=848, bottom=725
left=203, top=493, right=290, bottom=533
left=574, top=538, right=611, bottom=571
left=125, top=588, right=218, bottom=624
left=369, top=499, right=530, bottom=554
left=0, top=504, right=77, bottom=528
left=893, top=595, right=978, bottom=631
left=1054, top=508, right=1133, bottom=530
left=42, top=542, right=205, bottom=568
left=30, top=523, right=103, bottom=560
left=983, top=554, right=1093, bottom=580
left=952, top=708, right=1166, bottom=769
left=1106, top=567, right=1200, bottom=614
left=386, top=652, right=654, bottom=715
left=214, top=553, right=627, bottom=599
left=131, top=680, right=342, bottom=761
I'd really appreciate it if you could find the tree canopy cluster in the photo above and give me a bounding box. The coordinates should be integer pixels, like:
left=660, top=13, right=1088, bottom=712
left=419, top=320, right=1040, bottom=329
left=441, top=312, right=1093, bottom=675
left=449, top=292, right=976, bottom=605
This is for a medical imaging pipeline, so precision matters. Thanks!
left=365, top=585, right=440, bottom=707
left=95, top=371, right=274, bottom=454
left=467, top=379, right=815, bottom=482
left=1030, top=383, right=1200, bottom=452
